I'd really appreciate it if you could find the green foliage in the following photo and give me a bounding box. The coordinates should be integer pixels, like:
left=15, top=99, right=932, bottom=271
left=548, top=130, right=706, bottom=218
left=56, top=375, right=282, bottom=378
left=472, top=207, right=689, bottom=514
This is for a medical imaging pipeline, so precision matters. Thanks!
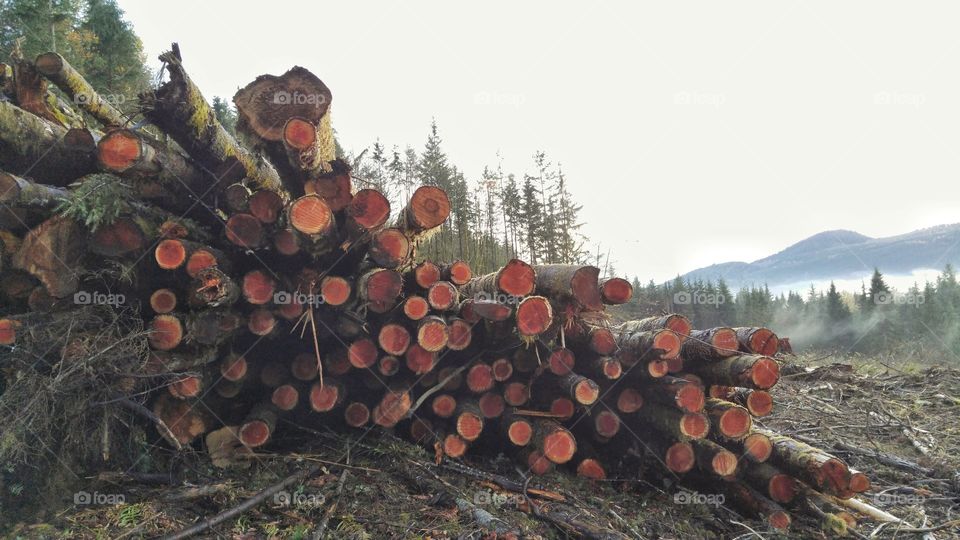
left=55, top=173, right=131, bottom=230
left=212, top=96, right=237, bottom=136
left=0, top=0, right=151, bottom=115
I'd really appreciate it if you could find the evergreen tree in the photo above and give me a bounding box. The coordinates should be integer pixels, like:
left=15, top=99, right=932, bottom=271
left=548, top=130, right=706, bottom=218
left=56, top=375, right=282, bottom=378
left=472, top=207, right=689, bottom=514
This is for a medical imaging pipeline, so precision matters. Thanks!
left=211, top=96, right=237, bottom=136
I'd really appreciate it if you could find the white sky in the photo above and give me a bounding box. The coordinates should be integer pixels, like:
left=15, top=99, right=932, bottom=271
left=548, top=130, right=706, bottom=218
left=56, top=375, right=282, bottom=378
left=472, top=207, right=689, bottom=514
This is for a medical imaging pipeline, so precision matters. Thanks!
left=119, top=0, right=960, bottom=283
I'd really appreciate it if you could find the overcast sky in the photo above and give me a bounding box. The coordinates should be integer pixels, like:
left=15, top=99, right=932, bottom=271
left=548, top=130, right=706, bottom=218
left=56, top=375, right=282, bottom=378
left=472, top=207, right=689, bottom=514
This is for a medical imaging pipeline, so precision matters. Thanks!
left=119, top=0, right=960, bottom=283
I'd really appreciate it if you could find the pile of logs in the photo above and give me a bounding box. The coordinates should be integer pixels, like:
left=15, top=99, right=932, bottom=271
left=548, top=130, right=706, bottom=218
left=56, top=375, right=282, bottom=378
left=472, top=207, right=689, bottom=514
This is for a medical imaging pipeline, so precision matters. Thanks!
left=0, top=45, right=871, bottom=532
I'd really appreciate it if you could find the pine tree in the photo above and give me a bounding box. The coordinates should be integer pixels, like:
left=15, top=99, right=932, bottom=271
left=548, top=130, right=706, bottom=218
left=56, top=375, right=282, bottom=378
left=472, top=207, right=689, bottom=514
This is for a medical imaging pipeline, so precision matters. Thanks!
left=211, top=97, right=237, bottom=136
left=78, top=0, right=150, bottom=111
left=518, top=175, right=543, bottom=263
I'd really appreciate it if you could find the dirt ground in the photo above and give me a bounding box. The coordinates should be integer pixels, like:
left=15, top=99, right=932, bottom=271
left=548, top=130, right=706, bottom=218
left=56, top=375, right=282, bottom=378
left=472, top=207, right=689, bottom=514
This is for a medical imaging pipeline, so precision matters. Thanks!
left=3, top=353, right=959, bottom=539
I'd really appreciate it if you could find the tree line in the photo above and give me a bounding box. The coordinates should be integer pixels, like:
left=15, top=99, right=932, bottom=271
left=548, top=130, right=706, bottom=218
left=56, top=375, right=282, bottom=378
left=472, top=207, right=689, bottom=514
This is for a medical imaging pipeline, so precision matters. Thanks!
left=615, top=266, right=960, bottom=357
left=347, top=121, right=592, bottom=275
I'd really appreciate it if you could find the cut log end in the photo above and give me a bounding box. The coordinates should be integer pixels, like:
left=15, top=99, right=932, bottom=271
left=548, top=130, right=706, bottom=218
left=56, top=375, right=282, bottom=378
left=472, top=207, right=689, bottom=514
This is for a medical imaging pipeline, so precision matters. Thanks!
left=408, top=186, right=451, bottom=230
left=499, top=258, right=536, bottom=296
left=491, top=358, right=514, bottom=382
left=403, top=296, right=430, bottom=320
left=446, top=318, right=472, bottom=351
left=432, top=394, right=457, bottom=418
left=526, top=450, right=554, bottom=475
left=444, top=260, right=472, bottom=286
left=600, top=277, right=633, bottom=304
left=239, top=421, right=271, bottom=448
left=344, top=402, right=370, bottom=427
left=769, top=473, right=798, bottom=503
left=456, top=412, right=484, bottom=441
left=849, top=471, right=870, bottom=493
left=665, top=442, right=696, bottom=473
left=289, top=195, right=334, bottom=235
left=309, top=381, right=341, bottom=412
left=148, top=315, right=183, bottom=351
left=541, top=428, right=577, bottom=464
left=504, top=382, right=530, bottom=406
left=718, top=407, right=752, bottom=439
left=405, top=344, right=437, bottom=374
left=680, top=412, right=710, bottom=439
left=417, top=317, right=449, bottom=352
left=273, top=229, right=301, bottom=255
left=616, top=388, right=644, bottom=413
left=466, top=363, right=494, bottom=393
left=378, top=323, right=411, bottom=356
left=747, top=328, right=779, bottom=356
left=320, top=276, right=351, bottom=306
left=507, top=418, right=533, bottom=446
left=550, top=398, right=575, bottom=420
left=414, top=261, right=441, bottom=289
left=478, top=393, right=505, bottom=418
left=347, top=189, right=391, bottom=230
left=242, top=270, right=276, bottom=305
left=589, top=328, right=617, bottom=355
left=677, top=384, right=706, bottom=413
left=225, top=214, right=263, bottom=248
left=711, top=449, right=739, bottom=477
left=744, top=432, right=773, bottom=462
left=712, top=327, right=739, bottom=356
left=443, top=434, right=468, bottom=458
left=594, top=410, right=621, bottom=438
left=746, top=390, right=774, bottom=417
left=155, top=239, right=187, bottom=270
left=653, top=330, right=682, bottom=359
left=377, top=355, right=400, bottom=377
left=369, top=228, right=410, bottom=268
left=427, top=281, right=457, bottom=311
left=149, top=289, right=178, bottom=314
left=97, top=130, right=141, bottom=172
left=282, top=116, right=317, bottom=150
left=0, top=319, right=20, bottom=345
left=249, top=190, right=284, bottom=224
left=169, top=376, right=202, bottom=399
left=272, top=384, right=300, bottom=411
left=577, top=458, right=607, bottom=480
left=348, top=338, right=378, bottom=369
left=185, top=249, right=218, bottom=279
left=516, top=296, right=553, bottom=337
left=750, top=357, right=781, bottom=390
left=220, top=355, right=248, bottom=382
left=573, top=378, right=600, bottom=405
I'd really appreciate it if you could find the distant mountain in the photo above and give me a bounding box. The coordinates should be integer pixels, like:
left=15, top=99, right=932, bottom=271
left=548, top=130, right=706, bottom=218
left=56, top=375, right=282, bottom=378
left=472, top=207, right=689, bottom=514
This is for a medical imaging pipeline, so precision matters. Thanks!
left=679, top=224, right=960, bottom=290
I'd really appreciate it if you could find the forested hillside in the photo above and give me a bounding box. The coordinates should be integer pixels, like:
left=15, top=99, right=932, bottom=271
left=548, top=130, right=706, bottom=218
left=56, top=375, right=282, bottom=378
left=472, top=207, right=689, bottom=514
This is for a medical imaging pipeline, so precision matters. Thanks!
left=615, top=266, right=960, bottom=356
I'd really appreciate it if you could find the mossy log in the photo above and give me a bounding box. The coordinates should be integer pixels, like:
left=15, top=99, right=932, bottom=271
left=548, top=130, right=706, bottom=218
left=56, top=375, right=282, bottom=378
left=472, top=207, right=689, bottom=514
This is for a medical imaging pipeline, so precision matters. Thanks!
left=141, top=47, right=284, bottom=195
left=35, top=52, right=126, bottom=127
left=0, top=101, right=97, bottom=185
